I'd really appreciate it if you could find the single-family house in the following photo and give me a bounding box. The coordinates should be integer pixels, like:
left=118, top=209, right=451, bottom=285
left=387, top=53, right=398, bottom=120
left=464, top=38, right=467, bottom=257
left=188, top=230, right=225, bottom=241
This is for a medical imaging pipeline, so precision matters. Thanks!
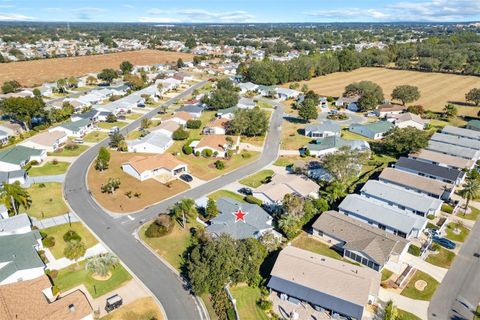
left=305, top=136, right=370, bottom=157
left=122, top=153, right=187, bottom=182
left=409, top=149, right=475, bottom=171
left=394, top=157, right=465, bottom=185
left=70, top=109, right=100, bottom=123
left=275, top=88, right=301, bottom=101
left=0, top=230, right=44, bottom=285
left=206, top=197, right=274, bottom=240
left=338, top=194, right=428, bottom=238
left=360, top=180, right=443, bottom=218
left=0, top=122, right=24, bottom=137
left=216, top=106, right=237, bottom=119
left=163, top=111, right=193, bottom=126
left=387, top=112, right=427, bottom=130
left=0, top=170, right=28, bottom=186
left=379, top=167, right=454, bottom=200
left=257, top=85, right=276, bottom=97
left=150, top=121, right=180, bottom=138
left=76, top=92, right=104, bottom=106
left=0, top=146, right=46, bottom=172
left=203, top=117, right=229, bottom=135
left=466, top=119, right=480, bottom=132
left=335, top=96, right=360, bottom=111
left=253, top=173, right=319, bottom=205
left=267, top=246, right=380, bottom=320
left=441, top=125, right=480, bottom=141
left=304, top=120, right=340, bottom=138
left=348, top=121, right=393, bottom=140
left=190, top=135, right=240, bottom=158
left=238, top=82, right=259, bottom=94
left=156, top=78, right=181, bottom=93
left=237, top=97, right=256, bottom=109
left=62, top=98, right=88, bottom=112
left=311, top=210, right=409, bottom=272
left=0, top=213, right=32, bottom=235
left=19, top=131, right=67, bottom=152
left=427, top=140, right=480, bottom=161
left=178, top=104, right=204, bottom=118
left=49, top=119, right=92, bottom=138
left=374, top=104, right=406, bottom=117
left=0, top=130, right=10, bottom=145
left=126, top=132, right=173, bottom=154
left=430, top=132, right=480, bottom=151
left=0, top=275, right=94, bottom=320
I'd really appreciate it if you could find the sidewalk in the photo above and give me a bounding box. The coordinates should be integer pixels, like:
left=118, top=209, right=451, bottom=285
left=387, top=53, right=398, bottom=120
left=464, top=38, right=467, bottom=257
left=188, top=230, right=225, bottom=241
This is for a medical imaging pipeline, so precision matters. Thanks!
left=26, top=174, right=65, bottom=186
left=402, top=253, right=447, bottom=283
left=379, top=288, right=428, bottom=320
left=46, top=242, right=108, bottom=270
left=31, top=212, right=79, bottom=229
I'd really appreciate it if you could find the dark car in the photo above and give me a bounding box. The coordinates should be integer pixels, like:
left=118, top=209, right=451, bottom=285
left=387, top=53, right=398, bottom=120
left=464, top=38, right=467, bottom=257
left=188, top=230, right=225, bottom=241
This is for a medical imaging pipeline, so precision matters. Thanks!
left=105, top=294, right=123, bottom=313
left=432, top=236, right=456, bottom=249
left=238, top=187, right=253, bottom=196
left=179, top=174, right=193, bottom=182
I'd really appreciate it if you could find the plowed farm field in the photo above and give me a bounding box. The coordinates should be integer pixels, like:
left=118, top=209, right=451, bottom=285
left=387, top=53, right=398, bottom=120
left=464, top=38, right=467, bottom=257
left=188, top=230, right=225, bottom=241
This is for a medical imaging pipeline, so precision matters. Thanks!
left=0, top=49, right=193, bottom=87
left=287, top=67, right=480, bottom=117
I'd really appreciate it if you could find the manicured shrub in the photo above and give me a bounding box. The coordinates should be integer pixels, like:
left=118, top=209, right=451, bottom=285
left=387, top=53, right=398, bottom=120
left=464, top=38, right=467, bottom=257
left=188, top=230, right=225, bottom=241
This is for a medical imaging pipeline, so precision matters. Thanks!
left=195, top=151, right=200, bottom=156
left=63, top=230, right=82, bottom=242
left=241, top=152, right=251, bottom=159
left=244, top=195, right=263, bottom=206
left=182, top=145, right=193, bottom=155
left=408, top=244, right=421, bottom=257
left=42, top=236, right=56, bottom=248
left=186, top=119, right=202, bottom=129
left=201, top=149, right=213, bottom=157
left=214, top=160, right=225, bottom=170
left=441, top=204, right=453, bottom=214
left=145, top=215, right=173, bottom=238
left=427, top=214, right=435, bottom=220
left=172, top=128, right=189, bottom=140
left=257, top=298, right=273, bottom=311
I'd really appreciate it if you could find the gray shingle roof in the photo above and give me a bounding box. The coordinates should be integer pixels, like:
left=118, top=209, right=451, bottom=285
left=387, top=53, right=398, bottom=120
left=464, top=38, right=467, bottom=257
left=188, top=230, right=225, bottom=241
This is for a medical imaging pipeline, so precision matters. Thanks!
left=206, top=197, right=272, bottom=240
left=306, top=136, right=369, bottom=152
left=427, top=140, right=480, bottom=160
left=0, top=170, right=26, bottom=184
left=178, top=104, right=204, bottom=114
left=312, top=210, right=408, bottom=265
left=305, top=120, right=340, bottom=135
left=59, top=118, right=91, bottom=132
left=360, top=180, right=443, bottom=215
left=0, top=214, right=31, bottom=234
left=339, top=194, right=427, bottom=235
left=127, top=132, right=172, bottom=149
left=395, top=157, right=464, bottom=183
left=442, top=125, right=480, bottom=141
left=431, top=132, right=480, bottom=150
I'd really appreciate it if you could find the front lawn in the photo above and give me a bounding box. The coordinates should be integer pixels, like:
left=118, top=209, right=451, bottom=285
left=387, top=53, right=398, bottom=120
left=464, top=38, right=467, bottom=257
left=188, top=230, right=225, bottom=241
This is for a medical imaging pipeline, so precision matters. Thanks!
left=97, top=121, right=128, bottom=129
left=291, top=232, right=348, bottom=262
left=401, top=270, right=439, bottom=301
left=458, top=206, right=480, bottom=221
left=126, top=113, right=142, bottom=120
left=258, top=101, right=273, bottom=109
left=41, top=222, right=98, bottom=259
left=83, top=131, right=108, bottom=143
left=208, top=190, right=246, bottom=203
left=445, top=222, right=470, bottom=242
left=239, top=170, right=274, bottom=188
left=100, top=297, right=163, bottom=320
left=426, top=246, right=456, bottom=268
left=126, top=130, right=143, bottom=140
left=229, top=284, right=269, bottom=320
left=341, top=128, right=374, bottom=142
left=273, top=156, right=295, bottom=167
left=280, top=118, right=310, bottom=150
left=25, top=182, right=70, bottom=219
left=397, top=309, right=422, bottom=320
left=28, top=161, right=70, bottom=176
left=240, top=135, right=266, bottom=147
left=381, top=269, right=393, bottom=282
left=54, top=260, right=132, bottom=298
left=48, top=145, right=89, bottom=157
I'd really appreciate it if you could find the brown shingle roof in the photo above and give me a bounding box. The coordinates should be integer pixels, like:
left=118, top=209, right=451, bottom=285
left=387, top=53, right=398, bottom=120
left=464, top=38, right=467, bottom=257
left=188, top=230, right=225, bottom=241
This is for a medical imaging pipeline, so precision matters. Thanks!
left=196, top=135, right=238, bottom=152
left=410, top=149, right=474, bottom=170
left=151, top=120, right=180, bottom=133
left=207, top=117, right=229, bottom=128
left=0, top=275, right=92, bottom=320
left=124, top=153, right=186, bottom=174
left=164, top=111, right=192, bottom=122
left=377, top=104, right=406, bottom=112
left=24, top=131, right=66, bottom=147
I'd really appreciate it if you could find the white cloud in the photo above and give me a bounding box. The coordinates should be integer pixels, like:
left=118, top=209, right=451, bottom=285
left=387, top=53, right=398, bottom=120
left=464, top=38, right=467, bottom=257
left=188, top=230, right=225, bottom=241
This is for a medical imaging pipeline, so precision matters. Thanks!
left=142, top=8, right=254, bottom=23
left=307, top=0, right=480, bottom=22
left=139, top=16, right=182, bottom=23
left=0, top=12, right=34, bottom=21
left=74, top=7, right=105, bottom=20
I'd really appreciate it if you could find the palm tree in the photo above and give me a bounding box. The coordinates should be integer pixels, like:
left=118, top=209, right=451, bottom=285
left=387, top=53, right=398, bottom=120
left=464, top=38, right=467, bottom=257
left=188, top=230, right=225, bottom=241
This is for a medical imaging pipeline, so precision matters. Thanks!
left=322, top=181, right=347, bottom=204
left=85, top=253, right=119, bottom=277
left=458, top=179, right=480, bottom=215
left=170, top=198, right=198, bottom=229
left=0, top=182, right=31, bottom=216
left=383, top=300, right=398, bottom=320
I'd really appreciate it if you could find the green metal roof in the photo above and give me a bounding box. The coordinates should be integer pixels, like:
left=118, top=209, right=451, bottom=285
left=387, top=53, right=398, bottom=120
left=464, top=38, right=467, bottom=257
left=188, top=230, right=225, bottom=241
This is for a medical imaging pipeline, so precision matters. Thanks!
left=0, top=145, right=44, bottom=165
left=0, top=230, right=44, bottom=282
left=351, top=121, right=393, bottom=134
left=60, top=118, right=91, bottom=132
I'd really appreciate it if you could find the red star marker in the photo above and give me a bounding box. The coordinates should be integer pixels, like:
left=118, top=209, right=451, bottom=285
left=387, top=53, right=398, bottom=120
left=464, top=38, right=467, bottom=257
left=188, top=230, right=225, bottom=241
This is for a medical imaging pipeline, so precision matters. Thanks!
left=232, top=209, right=248, bottom=223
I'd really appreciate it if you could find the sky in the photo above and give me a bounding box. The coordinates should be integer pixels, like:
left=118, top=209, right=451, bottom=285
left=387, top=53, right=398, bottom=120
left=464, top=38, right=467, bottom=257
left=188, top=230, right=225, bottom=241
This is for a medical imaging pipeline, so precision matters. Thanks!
left=0, top=0, right=479, bottom=23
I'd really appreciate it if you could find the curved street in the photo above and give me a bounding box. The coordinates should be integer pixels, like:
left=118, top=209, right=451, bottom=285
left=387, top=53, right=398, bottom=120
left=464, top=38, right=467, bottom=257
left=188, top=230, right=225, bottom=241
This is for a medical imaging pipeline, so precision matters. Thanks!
left=64, top=82, right=283, bottom=320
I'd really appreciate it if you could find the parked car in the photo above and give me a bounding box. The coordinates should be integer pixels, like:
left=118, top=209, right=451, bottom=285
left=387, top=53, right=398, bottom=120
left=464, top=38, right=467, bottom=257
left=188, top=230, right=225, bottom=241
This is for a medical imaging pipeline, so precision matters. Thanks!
left=109, top=126, right=120, bottom=135
left=73, top=138, right=84, bottom=144
left=432, top=236, right=456, bottom=249
left=179, top=174, right=193, bottom=182
left=105, top=294, right=123, bottom=313
left=238, top=187, right=253, bottom=196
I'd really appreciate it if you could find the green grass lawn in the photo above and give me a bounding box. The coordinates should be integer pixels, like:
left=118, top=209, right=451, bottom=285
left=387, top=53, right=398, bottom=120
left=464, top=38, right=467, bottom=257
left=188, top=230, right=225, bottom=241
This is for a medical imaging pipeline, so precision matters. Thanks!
left=97, top=121, right=128, bottom=129
left=200, top=293, right=219, bottom=320
left=126, top=113, right=142, bottom=120
left=54, top=260, right=132, bottom=298
left=239, top=170, right=274, bottom=188
left=445, top=222, right=470, bottom=242
left=25, top=182, right=69, bottom=219
left=474, top=305, right=480, bottom=320
left=426, top=247, right=456, bottom=268
left=48, top=145, right=89, bottom=157
left=292, top=232, right=350, bottom=262
left=459, top=206, right=480, bottom=221
left=258, top=101, right=273, bottom=108
left=381, top=269, right=393, bottom=282
left=126, top=130, right=143, bottom=140
left=229, top=284, right=269, bottom=320
left=41, top=222, right=98, bottom=259
left=401, top=270, right=439, bottom=301
left=208, top=190, right=246, bottom=203
left=398, top=309, right=422, bottom=320
left=83, top=131, right=108, bottom=143
left=273, top=156, right=295, bottom=167
left=28, top=161, right=70, bottom=176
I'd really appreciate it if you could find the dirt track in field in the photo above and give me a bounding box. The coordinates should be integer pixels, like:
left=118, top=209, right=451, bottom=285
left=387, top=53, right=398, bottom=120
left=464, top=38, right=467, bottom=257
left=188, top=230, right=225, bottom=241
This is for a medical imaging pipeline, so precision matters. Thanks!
left=287, top=67, right=480, bottom=117
left=0, top=49, right=193, bottom=87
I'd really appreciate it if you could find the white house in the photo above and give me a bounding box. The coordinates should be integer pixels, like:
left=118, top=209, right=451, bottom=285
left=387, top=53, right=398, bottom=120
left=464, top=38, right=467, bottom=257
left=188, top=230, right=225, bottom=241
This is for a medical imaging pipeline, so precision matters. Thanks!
left=19, top=131, right=67, bottom=152
left=238, top=82, right=259, bottom=94
left=203, top=117, right=229, bottom=135
left=122, top=153, right=187, bottom=182
left=49, top=119, right=93, bottom=138
left=374, top=104, right=406, bottom=117
left=237, top=97, right=256, bottom=109
left=0, top=146, right=46, bottom=172
left=387, top=112, right=427, bottom=130
left=150, top=121, right=180, bottom=138
left=275, top=87, right=301, bottom=100
left=348, top=121, right=394, bottom=140
left=304, top=120, right=341, bottom=138
left=335, top=96, right=360, bottom=110
left=190, top=135, right=240, bottom=158
left=163, top=111, right=193, bottom=126
left=126, top=132, right=173, bottom=154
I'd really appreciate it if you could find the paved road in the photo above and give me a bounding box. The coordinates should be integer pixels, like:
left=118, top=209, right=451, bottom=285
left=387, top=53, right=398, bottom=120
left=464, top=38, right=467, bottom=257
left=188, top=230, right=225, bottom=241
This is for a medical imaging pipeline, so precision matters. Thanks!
left=64, top=82, right=283, bottom=320
left=428, top=217, right=480, bottom=320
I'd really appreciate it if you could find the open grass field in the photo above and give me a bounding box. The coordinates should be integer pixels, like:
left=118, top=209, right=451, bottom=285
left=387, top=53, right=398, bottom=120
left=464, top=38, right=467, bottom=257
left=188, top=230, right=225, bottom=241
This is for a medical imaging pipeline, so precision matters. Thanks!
left=101, top=297, right=163, bottom=320
left=288, top=67, right=480, bottom=117
left=87, top=151, right=190, bottom=213
left=0, top=49, right=193, bottom=87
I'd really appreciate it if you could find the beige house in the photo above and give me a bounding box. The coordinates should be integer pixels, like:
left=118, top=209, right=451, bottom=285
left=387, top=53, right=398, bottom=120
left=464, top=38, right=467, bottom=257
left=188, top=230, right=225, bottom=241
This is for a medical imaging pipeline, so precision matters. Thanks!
left=253, top=173, right=319, bottom=204
left=19, top=131, right=68, bottom=152
left=150, top=121, right=180, bottom=138
left=163, top=111, right=193, bottom=126
left=122, top=153, right=187, bottom=182
left=387, top=112, right=427, bottom=130
left=203, top=117, right=229, bottom=135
